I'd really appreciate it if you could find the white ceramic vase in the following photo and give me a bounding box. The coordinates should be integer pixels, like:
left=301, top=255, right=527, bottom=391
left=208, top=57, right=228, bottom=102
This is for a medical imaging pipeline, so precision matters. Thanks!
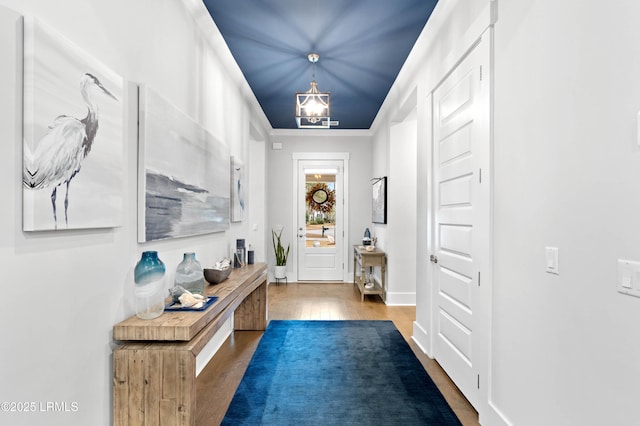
left=274, top=265, right=287, bottom=279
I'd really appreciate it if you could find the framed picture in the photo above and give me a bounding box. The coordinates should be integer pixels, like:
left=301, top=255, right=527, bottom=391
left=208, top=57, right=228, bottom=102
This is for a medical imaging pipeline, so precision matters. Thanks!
left=22, top=17, right=124, bottom=231
left=230, top=156, right=245, bottom=222
left=138, top=86, right=230, bottom=242
left=372, top=176, right=387, bottom=224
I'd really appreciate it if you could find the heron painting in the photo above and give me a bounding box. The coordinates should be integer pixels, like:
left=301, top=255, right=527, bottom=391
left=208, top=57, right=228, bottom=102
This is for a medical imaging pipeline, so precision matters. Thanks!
left=23, top=17, right=124, bottom=231
left=138, top=86, right=230, bottom=242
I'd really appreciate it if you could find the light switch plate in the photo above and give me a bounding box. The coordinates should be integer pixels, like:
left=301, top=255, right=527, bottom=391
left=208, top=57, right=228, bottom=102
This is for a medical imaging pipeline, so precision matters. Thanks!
left=617, top=259, right=640, bottom=298
left=545, top=247, right=559, bottom=275
left=637, top=112, right=640, bottom=148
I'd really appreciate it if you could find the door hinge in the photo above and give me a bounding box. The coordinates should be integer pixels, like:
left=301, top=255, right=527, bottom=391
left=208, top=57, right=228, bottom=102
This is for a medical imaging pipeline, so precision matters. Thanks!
left=478, top=271, right=481, bottom=287
left=479, top=65, right=483, bottom=82
left=477, top=374, right=480, bottom=389
left=479, top=168, right=482, bottom=183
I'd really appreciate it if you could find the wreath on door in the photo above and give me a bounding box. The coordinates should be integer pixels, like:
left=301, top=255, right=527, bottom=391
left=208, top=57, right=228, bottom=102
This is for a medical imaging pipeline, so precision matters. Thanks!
left=306, top=183, right=336, bottom=213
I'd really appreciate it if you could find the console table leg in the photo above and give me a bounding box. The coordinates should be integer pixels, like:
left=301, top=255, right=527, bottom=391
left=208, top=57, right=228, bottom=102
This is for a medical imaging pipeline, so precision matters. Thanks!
left=234, top=280, right=268, bottom=330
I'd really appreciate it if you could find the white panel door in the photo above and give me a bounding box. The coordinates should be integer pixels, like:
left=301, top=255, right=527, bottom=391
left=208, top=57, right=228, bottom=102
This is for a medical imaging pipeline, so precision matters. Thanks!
left=296, top=160, right=344, bottom=281
left=431, top=36, right=490, bottom=410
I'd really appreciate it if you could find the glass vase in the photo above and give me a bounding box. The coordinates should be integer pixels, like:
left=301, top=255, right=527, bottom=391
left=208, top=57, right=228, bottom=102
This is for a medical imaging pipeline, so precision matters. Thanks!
left=133, top=251, right=166, bottom=320
left=175, top=252, right=205, bottom=295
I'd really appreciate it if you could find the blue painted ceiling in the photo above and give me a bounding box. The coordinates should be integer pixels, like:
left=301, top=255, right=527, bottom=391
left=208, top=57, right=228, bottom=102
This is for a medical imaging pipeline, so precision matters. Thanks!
left=203, top=0, right=438, bottom=130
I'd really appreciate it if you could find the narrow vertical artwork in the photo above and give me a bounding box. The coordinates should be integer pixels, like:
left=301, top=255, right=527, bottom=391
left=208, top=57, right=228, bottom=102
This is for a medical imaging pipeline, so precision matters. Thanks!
left=231, top=156, right=245, bottom=222
left=372, top=176, right=387, bottom=224
left=138, top=86, right=230, bottom=242
left=22, top=17, right=124, bottom=231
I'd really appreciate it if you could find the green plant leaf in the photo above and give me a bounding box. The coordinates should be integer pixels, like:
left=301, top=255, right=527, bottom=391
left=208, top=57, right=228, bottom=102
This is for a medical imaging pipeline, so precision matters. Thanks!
left=272, top=229, right=290, bottom=266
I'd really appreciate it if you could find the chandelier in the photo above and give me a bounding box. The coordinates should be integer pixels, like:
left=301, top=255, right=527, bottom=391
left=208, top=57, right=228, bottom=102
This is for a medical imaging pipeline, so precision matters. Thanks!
left=295, top=53, right=331, bottom=128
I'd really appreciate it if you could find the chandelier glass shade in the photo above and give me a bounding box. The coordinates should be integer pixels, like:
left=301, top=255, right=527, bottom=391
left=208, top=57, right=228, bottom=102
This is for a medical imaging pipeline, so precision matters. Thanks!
left=295, top=53, right=331, bottom=128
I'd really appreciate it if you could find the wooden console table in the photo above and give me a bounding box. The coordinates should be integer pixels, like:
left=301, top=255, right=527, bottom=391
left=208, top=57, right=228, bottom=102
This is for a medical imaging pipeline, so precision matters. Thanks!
left=353, top=245, right=386, bottom=302
left=112, top=263, right=267, bottom=426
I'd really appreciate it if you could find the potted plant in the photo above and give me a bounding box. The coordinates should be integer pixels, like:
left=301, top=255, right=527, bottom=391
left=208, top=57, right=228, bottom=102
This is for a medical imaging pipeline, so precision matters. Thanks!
left=272, top=229, right=290, bottom=279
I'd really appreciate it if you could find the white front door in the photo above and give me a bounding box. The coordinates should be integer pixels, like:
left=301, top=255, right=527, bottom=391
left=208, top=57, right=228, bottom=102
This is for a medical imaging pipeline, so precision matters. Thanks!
left=431, top=35, right=491, bottom=410
left=296, top=159, right=345, bottom=281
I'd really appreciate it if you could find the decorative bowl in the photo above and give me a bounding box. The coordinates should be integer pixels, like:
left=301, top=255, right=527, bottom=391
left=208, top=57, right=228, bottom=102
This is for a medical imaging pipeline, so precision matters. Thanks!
left=203, top=267, right=231, bottom=284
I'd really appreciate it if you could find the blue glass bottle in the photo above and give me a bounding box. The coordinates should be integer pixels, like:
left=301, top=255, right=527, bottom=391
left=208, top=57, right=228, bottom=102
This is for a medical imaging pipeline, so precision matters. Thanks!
left=133, top=251, right=166, bottom=319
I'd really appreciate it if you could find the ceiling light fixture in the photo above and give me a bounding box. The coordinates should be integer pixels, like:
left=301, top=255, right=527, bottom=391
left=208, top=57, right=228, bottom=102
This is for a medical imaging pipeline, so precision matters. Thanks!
left=295, top=53, right=331, bottom=128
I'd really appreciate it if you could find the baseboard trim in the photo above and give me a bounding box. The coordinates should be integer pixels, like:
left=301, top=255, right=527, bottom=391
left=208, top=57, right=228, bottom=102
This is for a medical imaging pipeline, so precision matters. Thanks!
left=385, top=291, right=416, bottom=306
left=481, top=400, right=512, bottom=426
left=412, top=320, right=433, bottom=358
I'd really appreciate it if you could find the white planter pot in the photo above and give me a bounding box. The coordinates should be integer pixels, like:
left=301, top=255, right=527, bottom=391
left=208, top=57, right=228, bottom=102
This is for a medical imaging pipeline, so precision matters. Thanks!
left=274, top=265, right=287, bottom=279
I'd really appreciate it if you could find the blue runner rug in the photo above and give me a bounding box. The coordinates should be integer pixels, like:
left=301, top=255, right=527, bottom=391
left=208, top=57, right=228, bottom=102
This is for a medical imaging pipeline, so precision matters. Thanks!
left=222, top=320, right=462, bottom=425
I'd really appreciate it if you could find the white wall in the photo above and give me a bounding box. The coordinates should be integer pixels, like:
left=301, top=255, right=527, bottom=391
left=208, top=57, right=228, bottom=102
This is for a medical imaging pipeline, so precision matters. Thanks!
left=370, top=124, right=389, bottom=258
left=0, top=1, right=269, bottom=424
left=386, top=119, right=418, bottom=305
left=248, top=134, right=268, bottom=264
left=492, top=1, right=640, bottom=424
left=374, top=0, right=640, bottom=424
left=267, top=131, right=373, bottom=280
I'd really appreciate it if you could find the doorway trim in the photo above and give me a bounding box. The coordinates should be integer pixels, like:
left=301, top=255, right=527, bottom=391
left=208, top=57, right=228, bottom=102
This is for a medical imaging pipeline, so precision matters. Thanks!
left=292, top=152, right=350, bottom=282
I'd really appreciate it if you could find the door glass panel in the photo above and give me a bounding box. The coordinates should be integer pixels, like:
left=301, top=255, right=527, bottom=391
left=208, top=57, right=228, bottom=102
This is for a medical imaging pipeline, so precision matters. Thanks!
left=304, top=169, right=337, bottom=249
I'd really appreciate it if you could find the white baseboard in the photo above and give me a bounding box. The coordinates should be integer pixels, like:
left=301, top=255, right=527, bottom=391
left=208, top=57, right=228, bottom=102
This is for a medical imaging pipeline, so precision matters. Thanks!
left=385, top=291, right=416, bottom=306
left=412, top=320, right=433, bottom=358
left=481, top=400, right=512, bottom=426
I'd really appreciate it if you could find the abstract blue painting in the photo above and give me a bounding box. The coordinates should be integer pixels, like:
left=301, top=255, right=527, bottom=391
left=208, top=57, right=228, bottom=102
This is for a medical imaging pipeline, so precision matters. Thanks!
left=138, top=86, right=230, bottom=242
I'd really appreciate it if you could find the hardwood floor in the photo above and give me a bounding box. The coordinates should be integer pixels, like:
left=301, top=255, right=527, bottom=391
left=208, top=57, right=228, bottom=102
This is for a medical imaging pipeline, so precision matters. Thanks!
left=196, top=282, right=479, bottom=425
